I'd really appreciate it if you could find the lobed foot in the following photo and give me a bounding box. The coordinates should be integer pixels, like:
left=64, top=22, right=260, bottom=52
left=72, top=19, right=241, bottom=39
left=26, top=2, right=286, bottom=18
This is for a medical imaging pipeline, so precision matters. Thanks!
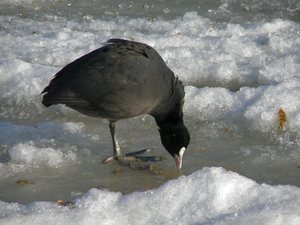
left=102, top=148, right=165, bottom=169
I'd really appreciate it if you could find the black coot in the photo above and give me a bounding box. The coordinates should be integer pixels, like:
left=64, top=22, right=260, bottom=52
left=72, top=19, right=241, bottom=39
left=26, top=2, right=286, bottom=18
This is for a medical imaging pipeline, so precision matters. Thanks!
left=42, top=39, right=190, bottom=169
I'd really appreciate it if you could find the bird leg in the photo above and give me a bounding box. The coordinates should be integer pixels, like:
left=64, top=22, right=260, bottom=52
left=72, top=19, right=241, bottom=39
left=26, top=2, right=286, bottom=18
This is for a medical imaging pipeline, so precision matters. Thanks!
left=110, top=121, right=122, bottom=158
left=102, top=121, right=165, bottom=166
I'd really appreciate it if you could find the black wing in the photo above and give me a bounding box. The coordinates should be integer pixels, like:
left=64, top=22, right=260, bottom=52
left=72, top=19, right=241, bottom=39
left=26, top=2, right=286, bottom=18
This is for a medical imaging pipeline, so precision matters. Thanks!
left=41, top=39, right=175, bottom=119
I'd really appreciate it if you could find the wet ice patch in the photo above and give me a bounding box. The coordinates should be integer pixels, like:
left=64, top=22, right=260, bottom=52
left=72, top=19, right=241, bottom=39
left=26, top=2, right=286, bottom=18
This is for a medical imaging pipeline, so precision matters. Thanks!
left=0, top=121, right=99, bottom=179
left=0, top=121, right=95, bottom=146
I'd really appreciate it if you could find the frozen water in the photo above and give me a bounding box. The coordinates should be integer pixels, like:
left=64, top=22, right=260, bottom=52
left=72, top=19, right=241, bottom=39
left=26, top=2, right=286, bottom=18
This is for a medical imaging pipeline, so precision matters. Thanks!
left=1, top=168, right=300, bottom=225
left=1, top=0, right=300, bottom=224
left=1, top=0, right=299, bottom=22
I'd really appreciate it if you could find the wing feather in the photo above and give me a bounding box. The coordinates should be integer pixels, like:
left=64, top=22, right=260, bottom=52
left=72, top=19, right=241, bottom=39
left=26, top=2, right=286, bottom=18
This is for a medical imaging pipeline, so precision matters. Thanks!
left=42, top=87, right=90, bottom=107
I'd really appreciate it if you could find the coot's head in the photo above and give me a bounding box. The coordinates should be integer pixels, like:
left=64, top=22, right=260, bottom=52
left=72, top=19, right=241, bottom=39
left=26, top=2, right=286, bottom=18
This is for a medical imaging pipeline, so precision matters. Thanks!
left=159, top=121, right=190, bottom=169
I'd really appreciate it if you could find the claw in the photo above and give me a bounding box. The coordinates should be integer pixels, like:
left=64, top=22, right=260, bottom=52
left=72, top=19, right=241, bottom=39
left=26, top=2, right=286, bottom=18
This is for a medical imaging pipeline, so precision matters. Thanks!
left=102, top=156, right=116, bottom=164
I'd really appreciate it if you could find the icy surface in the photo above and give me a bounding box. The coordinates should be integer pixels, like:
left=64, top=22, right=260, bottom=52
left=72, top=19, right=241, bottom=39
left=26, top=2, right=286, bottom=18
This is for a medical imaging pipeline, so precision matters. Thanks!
left=1, top=0, right=299, bottom=22
left=1, top=0, right=300, bottom=224
left=1, top=168, right=300, bottom=225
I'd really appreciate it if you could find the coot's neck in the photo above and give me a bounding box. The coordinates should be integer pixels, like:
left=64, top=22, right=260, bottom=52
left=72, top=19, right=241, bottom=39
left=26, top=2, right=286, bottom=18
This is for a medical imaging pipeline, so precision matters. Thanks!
left=151, top=76, right=185, bottom=128
left=152, top=99, right=184, bottom=129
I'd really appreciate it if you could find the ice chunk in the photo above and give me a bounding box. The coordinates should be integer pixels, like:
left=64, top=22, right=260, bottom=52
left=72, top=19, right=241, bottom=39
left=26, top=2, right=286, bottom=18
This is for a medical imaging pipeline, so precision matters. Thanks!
left=8, top=141, right=76, bottom=168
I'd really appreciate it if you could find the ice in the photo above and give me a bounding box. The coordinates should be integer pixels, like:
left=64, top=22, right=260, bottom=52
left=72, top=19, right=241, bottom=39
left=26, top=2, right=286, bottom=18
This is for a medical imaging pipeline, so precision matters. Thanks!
left=8, top=142, right=77, bottom=168
left=1, top=13, right=300, bottom=123
left=0, top=121, right=96, bottom=179
left=1, top=0, right=299, bottom=22
left=185, top=78, right=300, bottom=137
left=0, top=168, right=300, bottom=225
left=1, top=1, right=300, bottom=224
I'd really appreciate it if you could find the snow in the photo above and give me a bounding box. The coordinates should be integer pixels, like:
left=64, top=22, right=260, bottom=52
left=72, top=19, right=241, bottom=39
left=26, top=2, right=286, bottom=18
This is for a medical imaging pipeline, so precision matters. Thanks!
left=0, top=1, right=300, bottom=224
left=8, top=141, right=77, bottom=168
left=0, top=168, right=299, bottom=225
left=185, top=78, right=300, bottom=135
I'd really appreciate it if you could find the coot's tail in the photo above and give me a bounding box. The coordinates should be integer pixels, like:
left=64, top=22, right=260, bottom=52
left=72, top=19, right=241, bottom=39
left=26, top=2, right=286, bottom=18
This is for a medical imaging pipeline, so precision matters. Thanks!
left=41, top=85, right=89, bottom=107
left=41, top=85, right=54, bottom=107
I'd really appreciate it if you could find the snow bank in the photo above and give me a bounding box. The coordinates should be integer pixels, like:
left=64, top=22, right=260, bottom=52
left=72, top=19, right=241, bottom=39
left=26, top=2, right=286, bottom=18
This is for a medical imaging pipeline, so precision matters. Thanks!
left=1, top=13, right=300, bottom=136
left=1, top=168, right=299, bottom=225
left=185, top=78, right=300, bottom=136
